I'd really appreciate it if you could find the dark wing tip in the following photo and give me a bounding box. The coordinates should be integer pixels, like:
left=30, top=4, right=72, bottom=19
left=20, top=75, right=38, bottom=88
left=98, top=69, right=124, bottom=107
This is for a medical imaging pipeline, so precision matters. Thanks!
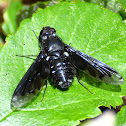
left=11, top=92, right=37, bottom=108
left=11, top=95, right=27, bottom=108
left=110, top=72, right=125, bottom=85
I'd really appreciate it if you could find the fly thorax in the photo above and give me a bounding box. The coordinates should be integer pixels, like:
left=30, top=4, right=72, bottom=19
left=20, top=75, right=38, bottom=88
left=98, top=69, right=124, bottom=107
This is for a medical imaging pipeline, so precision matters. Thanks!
left=42, top=36, right=65, bottom=53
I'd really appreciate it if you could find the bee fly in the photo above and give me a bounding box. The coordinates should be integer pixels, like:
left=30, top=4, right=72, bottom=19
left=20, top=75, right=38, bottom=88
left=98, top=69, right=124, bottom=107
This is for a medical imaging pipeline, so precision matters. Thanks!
left=11, top=26, right=124, bottom=108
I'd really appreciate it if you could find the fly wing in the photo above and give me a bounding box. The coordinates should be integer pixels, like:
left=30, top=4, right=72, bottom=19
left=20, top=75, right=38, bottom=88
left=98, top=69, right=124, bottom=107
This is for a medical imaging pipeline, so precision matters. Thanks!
left=65, top=45, right=124, bottom=85
left=11, top=51, right=50, bottom=108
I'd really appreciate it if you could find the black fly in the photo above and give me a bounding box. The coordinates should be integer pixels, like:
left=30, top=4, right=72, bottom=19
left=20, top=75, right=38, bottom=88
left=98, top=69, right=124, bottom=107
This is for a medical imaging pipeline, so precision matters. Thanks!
left=11, top=26, right=124, bottom=108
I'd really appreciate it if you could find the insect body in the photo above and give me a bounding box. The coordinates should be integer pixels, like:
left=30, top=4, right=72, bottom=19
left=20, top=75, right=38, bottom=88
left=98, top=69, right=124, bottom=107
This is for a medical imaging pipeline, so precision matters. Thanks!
left=11, top=27, right=124, bottom=108
left=39, top=28, right=75, bottom=88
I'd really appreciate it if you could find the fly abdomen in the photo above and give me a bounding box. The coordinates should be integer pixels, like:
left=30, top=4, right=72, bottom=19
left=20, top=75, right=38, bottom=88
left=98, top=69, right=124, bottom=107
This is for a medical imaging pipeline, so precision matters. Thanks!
left=50, top=54, right=75, bottom=89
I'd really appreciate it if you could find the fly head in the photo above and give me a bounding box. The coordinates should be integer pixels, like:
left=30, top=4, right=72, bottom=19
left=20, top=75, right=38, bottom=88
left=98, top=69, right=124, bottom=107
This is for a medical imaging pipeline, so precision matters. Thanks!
left=39, top=26, right=56, bottom=43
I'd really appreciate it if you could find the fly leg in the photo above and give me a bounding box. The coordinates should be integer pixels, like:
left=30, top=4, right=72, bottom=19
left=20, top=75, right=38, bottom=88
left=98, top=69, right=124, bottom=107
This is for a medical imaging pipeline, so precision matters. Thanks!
left=76, top=70, right=93, bottom=95
left=16, top=54, right=37, bottom=60
left=41, top=81, right=48, bottom=102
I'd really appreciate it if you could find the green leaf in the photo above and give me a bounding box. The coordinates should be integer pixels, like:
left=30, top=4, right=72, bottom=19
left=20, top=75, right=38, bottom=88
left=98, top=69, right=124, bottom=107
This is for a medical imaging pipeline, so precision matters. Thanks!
left=0, top=2, right=126, bottom=126
left=2, top=1, right=22, bottom=35
left=116, top=105, right=126, bottom=126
